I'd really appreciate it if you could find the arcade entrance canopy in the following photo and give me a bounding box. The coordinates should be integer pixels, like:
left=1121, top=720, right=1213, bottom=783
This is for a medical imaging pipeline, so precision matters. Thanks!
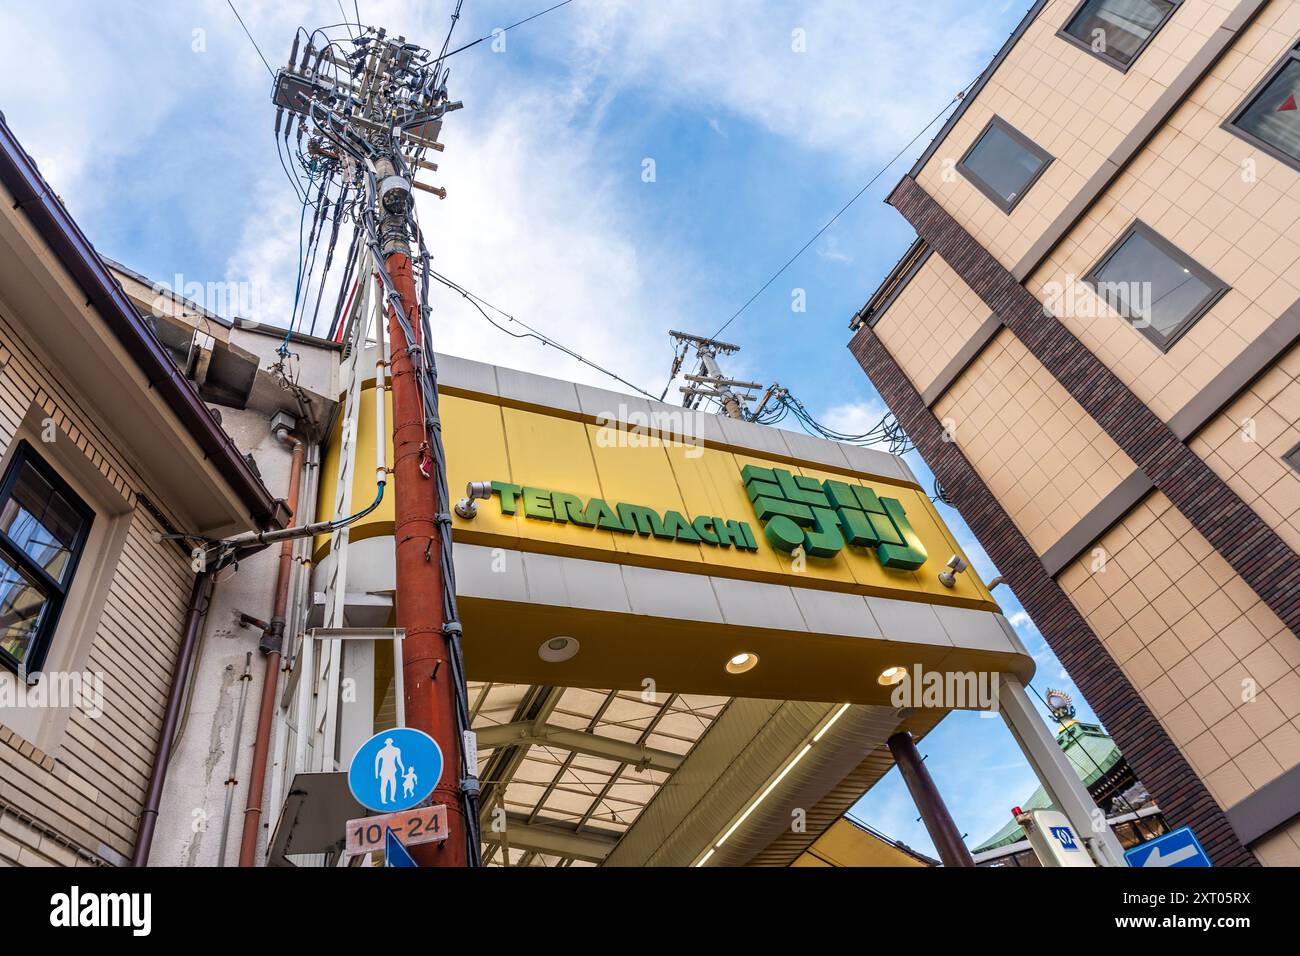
left=274, top=351, right=1049, bottom=867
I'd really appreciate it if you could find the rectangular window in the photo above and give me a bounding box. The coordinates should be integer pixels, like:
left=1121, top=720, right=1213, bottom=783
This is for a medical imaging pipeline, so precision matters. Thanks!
left=957, top=117, right=1053, bottom=213
left=0, top=442, right=93, bottom=676
left=1059, top=0, right=1180, bottom=71
left=1084, top=221, right=1228, bottom=352
left=1225, top=41, right=1300, bottom=171
left=1286, top=444, right=1300, bottom=475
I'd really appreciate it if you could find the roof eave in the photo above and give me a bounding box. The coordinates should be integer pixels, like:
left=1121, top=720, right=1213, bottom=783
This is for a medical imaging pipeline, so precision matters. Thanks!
left=0, top=114, right=286, bottom=531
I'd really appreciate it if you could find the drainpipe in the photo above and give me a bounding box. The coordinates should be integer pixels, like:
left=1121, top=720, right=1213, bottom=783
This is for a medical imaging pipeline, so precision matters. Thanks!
left=132, top=569, right=217, bottom=867
left=238, top=426, right=305, bottom=867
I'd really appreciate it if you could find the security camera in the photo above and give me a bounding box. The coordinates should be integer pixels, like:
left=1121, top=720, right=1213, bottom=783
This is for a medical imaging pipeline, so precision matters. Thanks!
left=938, top=555, right=968, bottom=588
left=454, top=481, right=493, bottom=519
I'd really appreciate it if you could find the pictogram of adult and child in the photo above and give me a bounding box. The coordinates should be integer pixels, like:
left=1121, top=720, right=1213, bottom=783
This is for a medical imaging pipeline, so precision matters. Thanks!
left=374, top=737, right=420, bottom=804
left=349, top=726, right=443, bottom=813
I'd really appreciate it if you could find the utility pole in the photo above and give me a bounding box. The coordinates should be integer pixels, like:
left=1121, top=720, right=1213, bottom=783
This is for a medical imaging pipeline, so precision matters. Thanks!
left=272, top=24, right=472, bottom=867
left=668, top=330, right=762, bottom=421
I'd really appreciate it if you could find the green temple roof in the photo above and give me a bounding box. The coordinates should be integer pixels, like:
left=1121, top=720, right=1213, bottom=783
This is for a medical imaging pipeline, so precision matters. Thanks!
left=973, top=722, right=1123, bottom=852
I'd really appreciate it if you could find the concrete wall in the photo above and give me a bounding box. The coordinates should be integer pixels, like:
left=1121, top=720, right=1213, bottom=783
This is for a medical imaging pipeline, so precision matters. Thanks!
left=148, top=333, right=335, bottom=867
left=146, top=408, right=300, bottom=867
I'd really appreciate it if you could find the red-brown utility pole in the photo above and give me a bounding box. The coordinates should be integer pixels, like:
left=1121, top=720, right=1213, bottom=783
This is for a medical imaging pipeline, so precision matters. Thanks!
left=383, top=245, right=468, bottom=867
left=271, top=20, right=474, bottom=868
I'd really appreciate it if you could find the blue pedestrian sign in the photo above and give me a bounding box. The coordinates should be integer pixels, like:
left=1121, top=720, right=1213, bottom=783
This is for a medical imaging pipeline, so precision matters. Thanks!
left=348, top=727, right=443, bottom=813
left=1125, top=826, right=1211, bottom=868
left=385, top=827, right=418, bottom=868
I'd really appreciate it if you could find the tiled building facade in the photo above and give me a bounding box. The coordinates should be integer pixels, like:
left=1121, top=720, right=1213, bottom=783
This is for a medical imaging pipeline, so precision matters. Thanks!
left=852, top=0, right=1300, bottom=865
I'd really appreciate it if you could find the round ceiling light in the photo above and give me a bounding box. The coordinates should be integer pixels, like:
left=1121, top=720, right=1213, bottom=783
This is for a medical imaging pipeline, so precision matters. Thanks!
left=877, top=666, right=907, bottom=686
left=725, top=652, right=759, bottom=675
left=538, top=636, right=580, bottom=663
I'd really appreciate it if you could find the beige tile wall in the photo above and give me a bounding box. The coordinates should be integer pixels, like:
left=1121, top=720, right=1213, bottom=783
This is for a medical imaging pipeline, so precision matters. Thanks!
left=874, top=254, right=992, bottom=395
left=1026, top=3, right=1300, bottom=421
left=1252, top=814, right=1300, bottom=865
left=934, top=329, right=1137, bottom=554
left=1188, top=341, right=1300, bottom=553
left=918, top=0, right=1239, bottom=269
left=1058, top=490, right=1300, bottom=816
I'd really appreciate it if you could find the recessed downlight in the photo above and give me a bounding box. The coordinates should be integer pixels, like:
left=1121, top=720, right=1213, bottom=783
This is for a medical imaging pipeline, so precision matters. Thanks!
left=539, top=636, right=580, bottom=662
left=878, top=666, right=907, bottom=686
left=725, top=652, right=759, bottom=674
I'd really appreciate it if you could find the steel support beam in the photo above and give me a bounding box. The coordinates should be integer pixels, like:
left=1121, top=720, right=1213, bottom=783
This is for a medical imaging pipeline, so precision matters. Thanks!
left=887, top=730, right=975, bottom=868
left=476, top=722, right=683, bottom=773
left=999, top=674, right=1126, bottom=866
left=481, top=814, right=620, bottom=864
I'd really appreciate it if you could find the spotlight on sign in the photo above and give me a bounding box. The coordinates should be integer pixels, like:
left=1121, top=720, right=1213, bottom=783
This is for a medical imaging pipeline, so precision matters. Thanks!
left=455, top=480, right=493, bottom=519
left=938, top=555, right=969, bottom=589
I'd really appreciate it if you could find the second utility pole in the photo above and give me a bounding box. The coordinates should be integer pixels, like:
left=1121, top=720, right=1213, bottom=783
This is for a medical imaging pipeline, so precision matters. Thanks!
left=669, top=330, right=762, bottom=421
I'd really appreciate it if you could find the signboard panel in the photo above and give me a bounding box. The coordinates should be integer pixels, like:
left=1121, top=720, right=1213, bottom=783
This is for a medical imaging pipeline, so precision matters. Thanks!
left=1021, top=809, right=1096, bottom=868
left=1125, top=827, right=1211, bottom=868
left=385, top=828, right=417, bottom=868
left=317, top=389, right=996, bottom=611
left=346, top=805, right=449, bottom=857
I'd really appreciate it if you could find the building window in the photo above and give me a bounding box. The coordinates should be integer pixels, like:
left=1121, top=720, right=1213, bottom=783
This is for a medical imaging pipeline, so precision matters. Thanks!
left=1059, top=0, right=1181, bottom=71
left=1286, top=444, right=1300, bottom=475
left=1084, top=221, right=1228, bottom=352
left=957, top=117, right=1053, bottom=213
left=1225, top=41, right=1300, bottom=171
left=0, top=442, right=93, bottom=676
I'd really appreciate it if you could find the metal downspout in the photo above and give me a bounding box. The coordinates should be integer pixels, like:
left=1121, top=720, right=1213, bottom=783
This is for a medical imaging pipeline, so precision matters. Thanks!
left=238, top=432, right=305, bottom=866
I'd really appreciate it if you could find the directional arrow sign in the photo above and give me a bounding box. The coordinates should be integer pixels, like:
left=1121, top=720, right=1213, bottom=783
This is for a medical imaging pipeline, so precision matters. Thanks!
left=1124, top=826, right=1211, bottom=868
left=385, top=827, right=418, bottom=868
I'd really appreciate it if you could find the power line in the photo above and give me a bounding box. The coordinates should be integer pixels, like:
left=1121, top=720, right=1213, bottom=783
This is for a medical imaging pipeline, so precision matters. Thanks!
left=434, top=0, right=575, bottom=64
left=427, top=269, right=662, bottom=402
left=225, top=0, right=275, bottom=78
left=709, top=78, right=980, bottom=341
left=336, top=0, right=356, bottom=40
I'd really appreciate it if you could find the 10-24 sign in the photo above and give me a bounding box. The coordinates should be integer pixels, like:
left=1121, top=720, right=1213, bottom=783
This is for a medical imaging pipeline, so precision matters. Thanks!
left=346, top=804, right=448, bottom=857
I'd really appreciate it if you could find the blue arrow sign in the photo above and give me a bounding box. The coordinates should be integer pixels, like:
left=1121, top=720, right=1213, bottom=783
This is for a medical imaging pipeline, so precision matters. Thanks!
left=1124, top=826, right=1211, bottom=868
left=385, top=827, right=417, bottom=868
left=348, top=727, right=443, bottom=813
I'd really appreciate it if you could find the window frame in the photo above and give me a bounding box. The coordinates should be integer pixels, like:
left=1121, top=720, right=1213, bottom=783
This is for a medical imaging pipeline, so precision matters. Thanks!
left=956, top=116, right=1055, bottom=214
left=0, top=440, right=94, bottom=677
left=1056, top=0, right=1183, bottom=74
left=1223, top=40, right=1300, bottom=173
left=1285, top=443, right=1300, bottom=476
left=1082, top=220, right=1230, bottom=353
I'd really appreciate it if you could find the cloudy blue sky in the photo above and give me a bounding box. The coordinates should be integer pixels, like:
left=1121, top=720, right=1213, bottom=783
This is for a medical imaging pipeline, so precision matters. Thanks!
left=0, top=0, right=1106, bottom=857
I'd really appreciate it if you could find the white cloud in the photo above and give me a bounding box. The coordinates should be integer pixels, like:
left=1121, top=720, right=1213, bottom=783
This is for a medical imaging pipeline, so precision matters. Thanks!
left=559, top=0, right=1006, bottom=163
left=816, top=235, right=853, bottom=264
left=0, top=0, right=1006, bottom=398
left=817, top=399, right=888, bottom=435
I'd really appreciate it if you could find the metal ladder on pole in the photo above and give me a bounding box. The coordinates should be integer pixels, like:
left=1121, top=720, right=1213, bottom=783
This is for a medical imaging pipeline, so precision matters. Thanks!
left=293, top=250, right=377, bottom=775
